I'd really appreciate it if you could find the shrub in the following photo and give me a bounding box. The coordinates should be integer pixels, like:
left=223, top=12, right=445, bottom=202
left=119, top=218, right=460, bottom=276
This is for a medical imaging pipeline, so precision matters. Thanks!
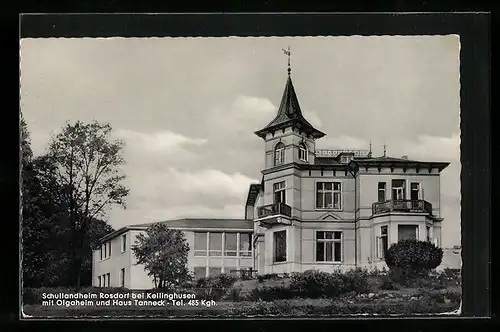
left=202, top=273, right=238, bottom=289
left=257, top=273, right=280, bottom=283
left=379, top=275, right=399, bottom=290
left=341, top=268, right=370, bottom=294
left=290, top=270, right=345, bottom=298
left=246, top=286, right=297, bottom=301
left=385, top=239, right=443, bottom=279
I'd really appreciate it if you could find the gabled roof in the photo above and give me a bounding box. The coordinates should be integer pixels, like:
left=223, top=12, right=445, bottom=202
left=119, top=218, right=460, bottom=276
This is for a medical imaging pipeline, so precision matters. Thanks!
left=255, top=75, right=325, bottom=139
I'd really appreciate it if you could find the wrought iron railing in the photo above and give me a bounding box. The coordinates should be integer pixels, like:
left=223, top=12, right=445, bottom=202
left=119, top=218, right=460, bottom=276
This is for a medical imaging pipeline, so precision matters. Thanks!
left=315, top=149, right=370, bottom=158
left=257, top=203, right=292, bottom=218
left=372, top=199, right=433, bottom=215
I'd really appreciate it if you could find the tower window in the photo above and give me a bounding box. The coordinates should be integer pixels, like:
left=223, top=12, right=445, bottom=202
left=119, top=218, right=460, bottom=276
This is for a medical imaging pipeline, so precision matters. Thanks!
left=299, top=143, right=308, bottom=161
left=274, top=142, right=285, bottom=166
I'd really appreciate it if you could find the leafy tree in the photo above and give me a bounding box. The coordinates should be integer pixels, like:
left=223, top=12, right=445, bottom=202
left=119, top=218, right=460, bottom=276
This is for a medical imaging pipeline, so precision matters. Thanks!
left=20, top=113, right=33, bottom=168
left=385, top=239, right=443, bottom=280
left=47, top=120, right=129, bottom=288
left=132, top=224, right=191, bottom=289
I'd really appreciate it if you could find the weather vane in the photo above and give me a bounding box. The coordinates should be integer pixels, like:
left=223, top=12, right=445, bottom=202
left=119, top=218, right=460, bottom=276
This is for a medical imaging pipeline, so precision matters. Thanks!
left=282, top=46, right=291, bottom=75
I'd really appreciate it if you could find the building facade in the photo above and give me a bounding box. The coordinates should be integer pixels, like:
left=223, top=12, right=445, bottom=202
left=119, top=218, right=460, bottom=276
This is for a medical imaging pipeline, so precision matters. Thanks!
left=92, top=67, right=450, bottom=289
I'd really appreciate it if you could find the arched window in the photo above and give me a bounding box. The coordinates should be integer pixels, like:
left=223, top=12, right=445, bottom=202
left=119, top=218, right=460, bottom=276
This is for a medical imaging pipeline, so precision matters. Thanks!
left=274, top=142, right=285, bottom=166
left=299, top=143, right=308, bottom=161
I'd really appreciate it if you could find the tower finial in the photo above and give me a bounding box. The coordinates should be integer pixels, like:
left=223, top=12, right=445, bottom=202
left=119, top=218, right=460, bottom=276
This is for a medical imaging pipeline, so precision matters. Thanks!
left=282, top=46, right=291, bottom=76
left=383, top=143, right=387, bottom=158
left=368, top=140, right=372, bottom=157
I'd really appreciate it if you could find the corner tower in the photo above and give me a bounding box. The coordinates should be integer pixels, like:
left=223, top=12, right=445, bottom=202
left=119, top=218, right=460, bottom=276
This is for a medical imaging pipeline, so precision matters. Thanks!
left=254, top=53, right=325, bottom=170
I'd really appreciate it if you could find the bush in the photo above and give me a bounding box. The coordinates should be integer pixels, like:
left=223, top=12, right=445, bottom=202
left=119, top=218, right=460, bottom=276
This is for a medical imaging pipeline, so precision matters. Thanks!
left=342, top=268, right=370, bottom=294
left=385, top=239, right=443, bottom=279
left=197, top=273, right=238, bottom=289
left=246, top=286, right=297, bottom=301
left=257, top=273, right=280, bottom=283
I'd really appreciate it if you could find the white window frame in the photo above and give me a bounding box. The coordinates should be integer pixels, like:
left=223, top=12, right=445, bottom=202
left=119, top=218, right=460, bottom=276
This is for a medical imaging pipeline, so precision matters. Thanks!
left=398, top=224, right=419, bottom=241
left=238, top=233, right=252, bottom=257
left=315, top=231, right=343, bottom=263
left=410, top=182, right=421, bottom=200
left=209, top=232, right=223, bottom=257
left=120, top=268, right=125, bottom=287
left=274, top=142, right=285, bottom=166
left=299, top=143, right=308, bottom=162
left=224, top=232, right=238, bottom=257
left=273, top=230, right=287, bottom=263
left=378, top=182, right=387, bottom=202
left=121, top=234, right=127, bottom=253
left=194, top=232, right=208, bottom=257
left=316, top=182, right=342, bottom=210
left=377, top=226, right=389, bottom=259
left=273, top=181, right=286, bottom=204
left=391, top=179, right=406, bottom=200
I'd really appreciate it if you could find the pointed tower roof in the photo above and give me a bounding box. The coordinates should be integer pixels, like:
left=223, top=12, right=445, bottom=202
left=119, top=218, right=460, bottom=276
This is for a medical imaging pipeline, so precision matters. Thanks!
left=255, top=66, right=326, bottom=140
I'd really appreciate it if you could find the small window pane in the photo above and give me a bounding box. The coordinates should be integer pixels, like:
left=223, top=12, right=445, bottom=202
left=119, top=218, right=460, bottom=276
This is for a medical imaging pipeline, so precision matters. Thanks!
left=317, top=182, right=323, bottom=190
left=194, top=232, right=207, bottom=251
left=194, top=267, right=206, bottom=279
left=239, top=233, right=252, bottom=251
left=334, top=183, right=341, bottom=191
left=334, top=242, right=342, bottom=262
left=326, top=243, right=333, bottom=261
left=316, top=242, right=325, bottom=261
left=325, top=232, right=333, bottom=239
left=333, top=231, right=341, bottom=240
left=225, top=233, right=237, bottom=251
left=325, top=183, right=333, bottom=190
left=209, top=233, right=222, bottom=250
left=317, top=231, right=324, bottom=240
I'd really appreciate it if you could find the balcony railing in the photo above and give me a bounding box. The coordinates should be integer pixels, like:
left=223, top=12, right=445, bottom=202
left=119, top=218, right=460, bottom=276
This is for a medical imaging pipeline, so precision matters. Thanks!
left=257, top=203, right=292, bottom=219
left=372, top=199, right=433, bottom=216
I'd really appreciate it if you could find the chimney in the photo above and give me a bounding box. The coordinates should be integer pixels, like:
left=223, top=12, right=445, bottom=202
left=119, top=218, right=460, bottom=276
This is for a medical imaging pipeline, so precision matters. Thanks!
left=401, top=155, right=408, bottom=160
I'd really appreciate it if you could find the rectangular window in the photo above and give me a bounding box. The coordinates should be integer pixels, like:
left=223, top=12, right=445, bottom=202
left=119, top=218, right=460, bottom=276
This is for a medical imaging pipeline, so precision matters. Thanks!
left=239, top=233, right=252, bottom=257
left=120, top=268, right=125, bottom=287
left=209, top=232, right=222, bottom=256
left=98, top=276, right=102, bottom=287
left=224, top=233, right=237, bottom=256
left=273, top=230, right=287, bottom=263
left=102, top=274, right=106, bottom=287
left=426, top=226, right=431, bottom=242
left=193, top=267, right=207, bottom=279
left=316, top=182, right=342, bottom=209
left=273, top=181, right=286, bottom=204
left=398, top=225, right=418, bottom=241
left=121, top=234, right=127, bottom=252
left=377, top=226, right=389, bottom=259
left=208, top=267, right=221, bottom=277
left=316, top=231, right=342, bottom=262
left=378, top=182, right=386, bottom=202
left=106, top=273, right=110, bottom=287
left=410, top=182, right=420, bottom=200
left=392, top=180, right=406, bottom=200
left=108, top=242, right=111, bottom=257
left=194, top=232, right=207, bottom=256
left=100, top=246, right=103, bottom=260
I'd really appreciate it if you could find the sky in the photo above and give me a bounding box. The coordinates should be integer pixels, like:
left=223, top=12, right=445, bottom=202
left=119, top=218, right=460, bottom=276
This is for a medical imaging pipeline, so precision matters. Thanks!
left=20, top=36, right=461, bottom=247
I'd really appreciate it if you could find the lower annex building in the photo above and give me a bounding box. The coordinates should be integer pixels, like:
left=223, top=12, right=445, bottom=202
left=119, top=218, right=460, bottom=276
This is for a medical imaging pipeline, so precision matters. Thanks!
left=92, top=63, right=450, bottom=289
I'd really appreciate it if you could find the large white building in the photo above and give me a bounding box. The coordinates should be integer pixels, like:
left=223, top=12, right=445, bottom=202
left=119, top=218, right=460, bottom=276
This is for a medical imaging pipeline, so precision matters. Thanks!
left=92, top=65, right=449, bottom=289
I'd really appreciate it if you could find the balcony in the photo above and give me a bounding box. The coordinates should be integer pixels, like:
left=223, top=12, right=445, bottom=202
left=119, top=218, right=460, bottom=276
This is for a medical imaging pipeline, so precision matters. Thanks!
left=256, top=203, right=292, bottom=228
left=372, top=199, right=433, bottom=216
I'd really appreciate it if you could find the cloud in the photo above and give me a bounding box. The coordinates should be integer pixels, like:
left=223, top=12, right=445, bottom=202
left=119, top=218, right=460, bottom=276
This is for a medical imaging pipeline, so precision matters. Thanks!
left=231, top=96, right=276, bottom=115
left=110, top=204, right=244, bottom=228
left=115, top=129, right=207, bottom=153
